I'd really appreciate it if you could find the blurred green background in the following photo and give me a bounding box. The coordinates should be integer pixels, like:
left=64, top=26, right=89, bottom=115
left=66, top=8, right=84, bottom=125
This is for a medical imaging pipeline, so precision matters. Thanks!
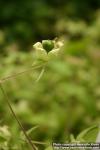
left=0, top=0, right=100, bottom=149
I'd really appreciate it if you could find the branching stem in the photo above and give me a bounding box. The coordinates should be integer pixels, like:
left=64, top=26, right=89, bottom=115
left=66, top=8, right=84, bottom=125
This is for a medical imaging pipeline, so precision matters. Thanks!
left=0, top=63, right=45, bottom=83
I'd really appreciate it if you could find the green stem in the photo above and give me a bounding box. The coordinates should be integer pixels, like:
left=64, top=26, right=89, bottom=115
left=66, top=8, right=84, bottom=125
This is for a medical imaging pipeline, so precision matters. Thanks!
left=0, top=63, right=46, bottom=150
left=0, top=83, right=36, bottom=150
left=0, top=63, right=45, bottom=83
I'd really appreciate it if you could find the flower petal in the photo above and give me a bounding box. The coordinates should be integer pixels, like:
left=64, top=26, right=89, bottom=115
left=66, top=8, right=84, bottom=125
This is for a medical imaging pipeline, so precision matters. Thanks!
left=48, top=48, right=60, bottom=59
left=35, top=48, right=48, bottom=61
left=33, top=42, right=43, bottom=49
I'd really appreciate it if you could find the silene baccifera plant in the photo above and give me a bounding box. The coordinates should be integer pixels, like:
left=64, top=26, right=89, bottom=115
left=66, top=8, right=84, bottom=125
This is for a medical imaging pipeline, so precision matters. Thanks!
left=0, top=39, right=64, bottom=150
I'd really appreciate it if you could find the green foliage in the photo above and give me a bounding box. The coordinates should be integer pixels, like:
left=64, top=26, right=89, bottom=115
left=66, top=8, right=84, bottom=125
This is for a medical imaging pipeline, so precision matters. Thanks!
left=0, top=1, right=100, bottom=149
left=0, top=28, right=100, bottom=149
left=76, top=125, right=99, bottom=142
left=0, top=0, right=100, bottom=50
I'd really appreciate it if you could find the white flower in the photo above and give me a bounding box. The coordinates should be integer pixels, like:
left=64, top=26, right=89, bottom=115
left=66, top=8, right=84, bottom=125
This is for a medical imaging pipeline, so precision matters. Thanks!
left=33, top=39, right=64, bottom=61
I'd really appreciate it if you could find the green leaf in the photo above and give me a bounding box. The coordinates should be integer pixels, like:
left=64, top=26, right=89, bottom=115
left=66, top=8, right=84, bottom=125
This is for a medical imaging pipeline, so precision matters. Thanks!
left=27, top=125, right=39, bottom=136
left=76, top=125, right=99, bottom=142
left=45, top=146, right=53, bottom=150
left=70, top=134, right=76, bottom=142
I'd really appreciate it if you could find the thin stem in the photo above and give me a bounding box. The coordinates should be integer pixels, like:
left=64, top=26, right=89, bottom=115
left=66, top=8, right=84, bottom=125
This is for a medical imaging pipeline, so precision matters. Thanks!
left=0, top=63, right=46, bottom=150
left=0, top=83, right=36, bottom=150
left=20, top=138, right=48, bottom=145
left=32, top=140, right=48, bottom=145
left=0, top=62, right=47, bottom=149
left=0, top=63, right=45, bottom=83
